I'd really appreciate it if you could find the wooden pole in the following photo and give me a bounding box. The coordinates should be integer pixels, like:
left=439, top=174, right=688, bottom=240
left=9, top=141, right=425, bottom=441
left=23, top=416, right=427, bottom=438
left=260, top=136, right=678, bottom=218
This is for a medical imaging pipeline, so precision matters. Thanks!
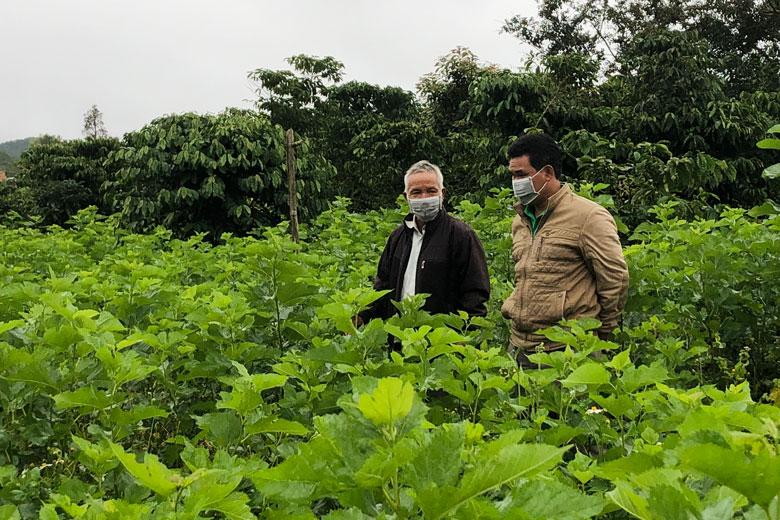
left=285, top=128, right=299, bottom=242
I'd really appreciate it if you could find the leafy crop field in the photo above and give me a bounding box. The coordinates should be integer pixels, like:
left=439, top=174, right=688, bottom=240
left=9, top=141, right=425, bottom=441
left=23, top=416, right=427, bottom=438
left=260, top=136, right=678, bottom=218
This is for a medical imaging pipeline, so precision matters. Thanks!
left=1, top=193, right=779, bottom=519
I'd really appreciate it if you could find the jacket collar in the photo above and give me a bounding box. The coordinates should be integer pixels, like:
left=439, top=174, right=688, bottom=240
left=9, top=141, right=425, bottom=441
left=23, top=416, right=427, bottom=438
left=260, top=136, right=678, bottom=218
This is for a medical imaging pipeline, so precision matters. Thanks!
left=403, top=208, right=446, bottom=234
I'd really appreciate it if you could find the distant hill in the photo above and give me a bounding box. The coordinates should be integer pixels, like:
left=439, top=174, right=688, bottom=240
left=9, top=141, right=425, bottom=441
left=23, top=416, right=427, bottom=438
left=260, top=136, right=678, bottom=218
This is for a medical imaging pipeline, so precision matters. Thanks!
left=0, top=137, right=35, bottom=159
left=0, top=150, right=19, bottom=177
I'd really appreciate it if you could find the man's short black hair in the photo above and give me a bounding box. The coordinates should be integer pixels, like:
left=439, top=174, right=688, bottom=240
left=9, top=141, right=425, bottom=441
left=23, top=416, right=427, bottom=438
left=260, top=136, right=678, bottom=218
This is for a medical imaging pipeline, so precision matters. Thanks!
left=507, top=133, right=562, bottom=178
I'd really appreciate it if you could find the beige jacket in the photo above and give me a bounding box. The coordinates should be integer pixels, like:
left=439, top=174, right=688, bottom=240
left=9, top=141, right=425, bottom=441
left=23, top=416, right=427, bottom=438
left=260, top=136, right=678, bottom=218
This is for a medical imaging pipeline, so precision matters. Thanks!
left=501, top=184, right=629, bottom=350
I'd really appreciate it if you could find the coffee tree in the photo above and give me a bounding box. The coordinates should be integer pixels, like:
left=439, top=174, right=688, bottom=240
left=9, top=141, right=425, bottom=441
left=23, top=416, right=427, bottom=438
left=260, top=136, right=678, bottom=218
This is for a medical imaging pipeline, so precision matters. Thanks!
left=103, top=109, right=335, bottom=239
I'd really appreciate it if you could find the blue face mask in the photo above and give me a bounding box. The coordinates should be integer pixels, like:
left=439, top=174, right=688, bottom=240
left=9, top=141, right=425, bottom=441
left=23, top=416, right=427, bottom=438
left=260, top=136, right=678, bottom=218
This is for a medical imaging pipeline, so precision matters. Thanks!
left=409, top=196, right=441, bottom=222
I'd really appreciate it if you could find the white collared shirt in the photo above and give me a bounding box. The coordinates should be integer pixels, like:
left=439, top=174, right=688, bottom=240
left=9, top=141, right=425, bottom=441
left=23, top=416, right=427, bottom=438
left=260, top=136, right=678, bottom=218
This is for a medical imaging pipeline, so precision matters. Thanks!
left=401, top=218, right=425, bottom=299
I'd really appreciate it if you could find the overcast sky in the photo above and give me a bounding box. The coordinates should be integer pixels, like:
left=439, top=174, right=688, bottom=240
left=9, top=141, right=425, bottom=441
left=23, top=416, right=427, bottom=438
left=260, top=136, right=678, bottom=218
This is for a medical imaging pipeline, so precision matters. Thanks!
left=0, top=0, right=535, bottom=143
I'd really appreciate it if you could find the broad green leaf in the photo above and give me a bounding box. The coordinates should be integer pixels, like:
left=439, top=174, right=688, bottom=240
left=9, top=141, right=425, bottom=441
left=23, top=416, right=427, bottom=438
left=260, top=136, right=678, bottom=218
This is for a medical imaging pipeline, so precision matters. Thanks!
left=354, top=437, right=418, bottom=488
left=763, top=163, right=780, bottom=179
left=108, top=405, right=169, bottom=427
left=0, top=505, right=20, bottom=520
left=680, top=444, right=780, bottom=508
left=593, top=453, right=660, bottom=481
left=621, top=363, right=668, bottom=392
left=756, top=138, right=780, bottom=150
left=195, top=412, right=243, bottom=447
left=182, top=471, right=249, bottom=518
left=646, top=484, right=701, bottom=520
left=0, top=320, right=24, bottom=336
left=592, top=393, right=636, bottom=418
left=322, top=509, right=373, bottom=519
left=606, top=349, right=631, bottom=371
left=109, top=442, right=181, bottom=497
left=211, top=492, right=255, bottom=520
left=72, top=436, right=119, bottom=473
left=503, top=479, right=605, bottom=519
left=407, top=425, right=464, bottom=490
left=53, top=386, right=117, bottom=412
left=357, top=377, right=414, bottom=426
left=48, top=493, right=88, bottom=518
left=249, top=373, right=288, bottom=393
left=38, top=505, right=59, bottom=520
left=251, top=436, right=337, bottom=503
left=244, top=417, right=309, bottom=436
left=562, top=363, right=611, bottom=387
left=418, top=443, right=568, bottom=519
left=607, top=481, right=652, bottom=520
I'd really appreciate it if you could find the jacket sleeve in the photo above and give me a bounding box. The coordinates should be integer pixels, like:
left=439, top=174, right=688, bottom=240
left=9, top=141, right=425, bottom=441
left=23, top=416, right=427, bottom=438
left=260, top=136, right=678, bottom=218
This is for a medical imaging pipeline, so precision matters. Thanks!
left=580, top=206, right=629, bottom=337
left=359, top=230, right=398, bottom=322
left=452, top=226, right=491, bottom=318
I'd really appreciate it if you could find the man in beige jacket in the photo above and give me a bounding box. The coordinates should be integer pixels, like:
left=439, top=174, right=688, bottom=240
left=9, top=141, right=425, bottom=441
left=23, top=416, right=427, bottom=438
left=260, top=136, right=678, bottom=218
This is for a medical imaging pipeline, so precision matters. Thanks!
left=500, top=133, right=629, bottom=365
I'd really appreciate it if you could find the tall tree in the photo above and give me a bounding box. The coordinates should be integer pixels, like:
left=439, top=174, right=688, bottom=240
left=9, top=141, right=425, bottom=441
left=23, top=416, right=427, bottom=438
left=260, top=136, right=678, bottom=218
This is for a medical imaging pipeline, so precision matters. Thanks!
left=248, top=55, right=345, bottom=134
left=503, top=0, right=780, bottom=95
left=82, top=104, right=108, bottom=138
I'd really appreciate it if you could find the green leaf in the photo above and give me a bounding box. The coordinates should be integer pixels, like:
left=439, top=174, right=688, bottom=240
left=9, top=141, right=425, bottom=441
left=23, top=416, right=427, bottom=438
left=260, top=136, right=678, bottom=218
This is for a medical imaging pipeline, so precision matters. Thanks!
left=53, top=386, right=117, bottom=412
left=606, top=349, right=631, bottom=372
left=244, top=417, right=309, bottom=436
left=418, top=443, right=568, bottom=519
left=763, top=163, right=780, bottom=179
left=680, top=443, right=780, bottom=508
left=0, top=505, right=20, bottom=520
left=38, top=505, right=59, bottom=520
left=592, top=393, right=636, bottom=418
left=504, top=479, right=605, bottom=519
left=756, top=138, right=780, bottom=150
left=407, top=424, right=465, bottom=490
left=620, top=362, right=668, bottom=392
left=593, top=453, right=660, bottom=481
left=109, top=442, right=182, bottom=496
left=182, top=471, right=249, bottom=519
left=251, top=436, right=337, bottom=503
left=318, top=302, right=356, bottom=334
left=357, top=377, right=415, bottom=426
left=195, top=412, right=243, bottom=447
left=72, top=436, right=119, bottom=473
left=108, top=405, right=169, bottom=427
left=0, top=320, right=24, bottom=336
left=210, top=492, right=255, bottom=520
left=646, top=484, right=701, bottom=520
left=607, top=481, right=652, bottom=520
left=248, top=373, right=288, bottom=393
left=562, top=363, right=611, bottom=387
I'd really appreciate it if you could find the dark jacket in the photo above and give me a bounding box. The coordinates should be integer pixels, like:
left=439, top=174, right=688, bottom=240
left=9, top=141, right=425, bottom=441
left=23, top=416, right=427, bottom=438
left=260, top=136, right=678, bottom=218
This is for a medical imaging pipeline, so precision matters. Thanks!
left=361, top=210, right=490, bottom=321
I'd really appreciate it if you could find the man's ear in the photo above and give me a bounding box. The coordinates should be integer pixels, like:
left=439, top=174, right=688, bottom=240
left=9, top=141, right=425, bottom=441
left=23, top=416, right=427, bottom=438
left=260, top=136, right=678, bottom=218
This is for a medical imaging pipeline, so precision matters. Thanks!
left=441, top=187, right=447, bottom=200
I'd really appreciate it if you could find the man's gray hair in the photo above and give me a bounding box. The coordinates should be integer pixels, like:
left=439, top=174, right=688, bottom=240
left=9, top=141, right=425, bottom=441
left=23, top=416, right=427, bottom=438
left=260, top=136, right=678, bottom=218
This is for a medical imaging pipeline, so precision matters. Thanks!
left=404, top=160, right=445, bottom=192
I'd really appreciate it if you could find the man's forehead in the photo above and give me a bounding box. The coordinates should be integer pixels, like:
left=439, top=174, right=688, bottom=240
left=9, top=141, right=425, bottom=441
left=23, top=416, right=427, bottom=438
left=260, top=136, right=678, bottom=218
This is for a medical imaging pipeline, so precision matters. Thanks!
left=508, top=156, right=531, bottom=170
left=407, top=171, right=439, bottom=186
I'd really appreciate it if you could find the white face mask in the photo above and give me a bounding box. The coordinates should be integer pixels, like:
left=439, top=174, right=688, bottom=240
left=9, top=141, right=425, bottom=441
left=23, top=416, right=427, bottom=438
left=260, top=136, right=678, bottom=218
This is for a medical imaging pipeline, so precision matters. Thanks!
left=408, top=196, right=441, bottom=222
left=512, top=167, right=548, bottom=206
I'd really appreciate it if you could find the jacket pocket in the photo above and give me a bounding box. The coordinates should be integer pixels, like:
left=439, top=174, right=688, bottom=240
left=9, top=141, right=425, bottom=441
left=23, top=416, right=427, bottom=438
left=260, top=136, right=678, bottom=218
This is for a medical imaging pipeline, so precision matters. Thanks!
left=500, top=288, right=517, bottom=319
left=525, top=289, right=567, bottom=332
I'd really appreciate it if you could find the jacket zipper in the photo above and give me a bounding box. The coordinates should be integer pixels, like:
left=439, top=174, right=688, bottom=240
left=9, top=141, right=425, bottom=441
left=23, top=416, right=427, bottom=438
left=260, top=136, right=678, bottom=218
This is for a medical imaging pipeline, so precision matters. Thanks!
left=536, top=237, right=544, bottom=262
left=518, top=223, right=536, bottom=326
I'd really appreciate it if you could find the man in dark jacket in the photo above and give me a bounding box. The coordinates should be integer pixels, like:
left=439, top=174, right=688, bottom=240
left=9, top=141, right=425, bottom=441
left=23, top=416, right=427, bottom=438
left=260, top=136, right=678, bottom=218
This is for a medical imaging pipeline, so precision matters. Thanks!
left=359, top=160, right=490, bottom=323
